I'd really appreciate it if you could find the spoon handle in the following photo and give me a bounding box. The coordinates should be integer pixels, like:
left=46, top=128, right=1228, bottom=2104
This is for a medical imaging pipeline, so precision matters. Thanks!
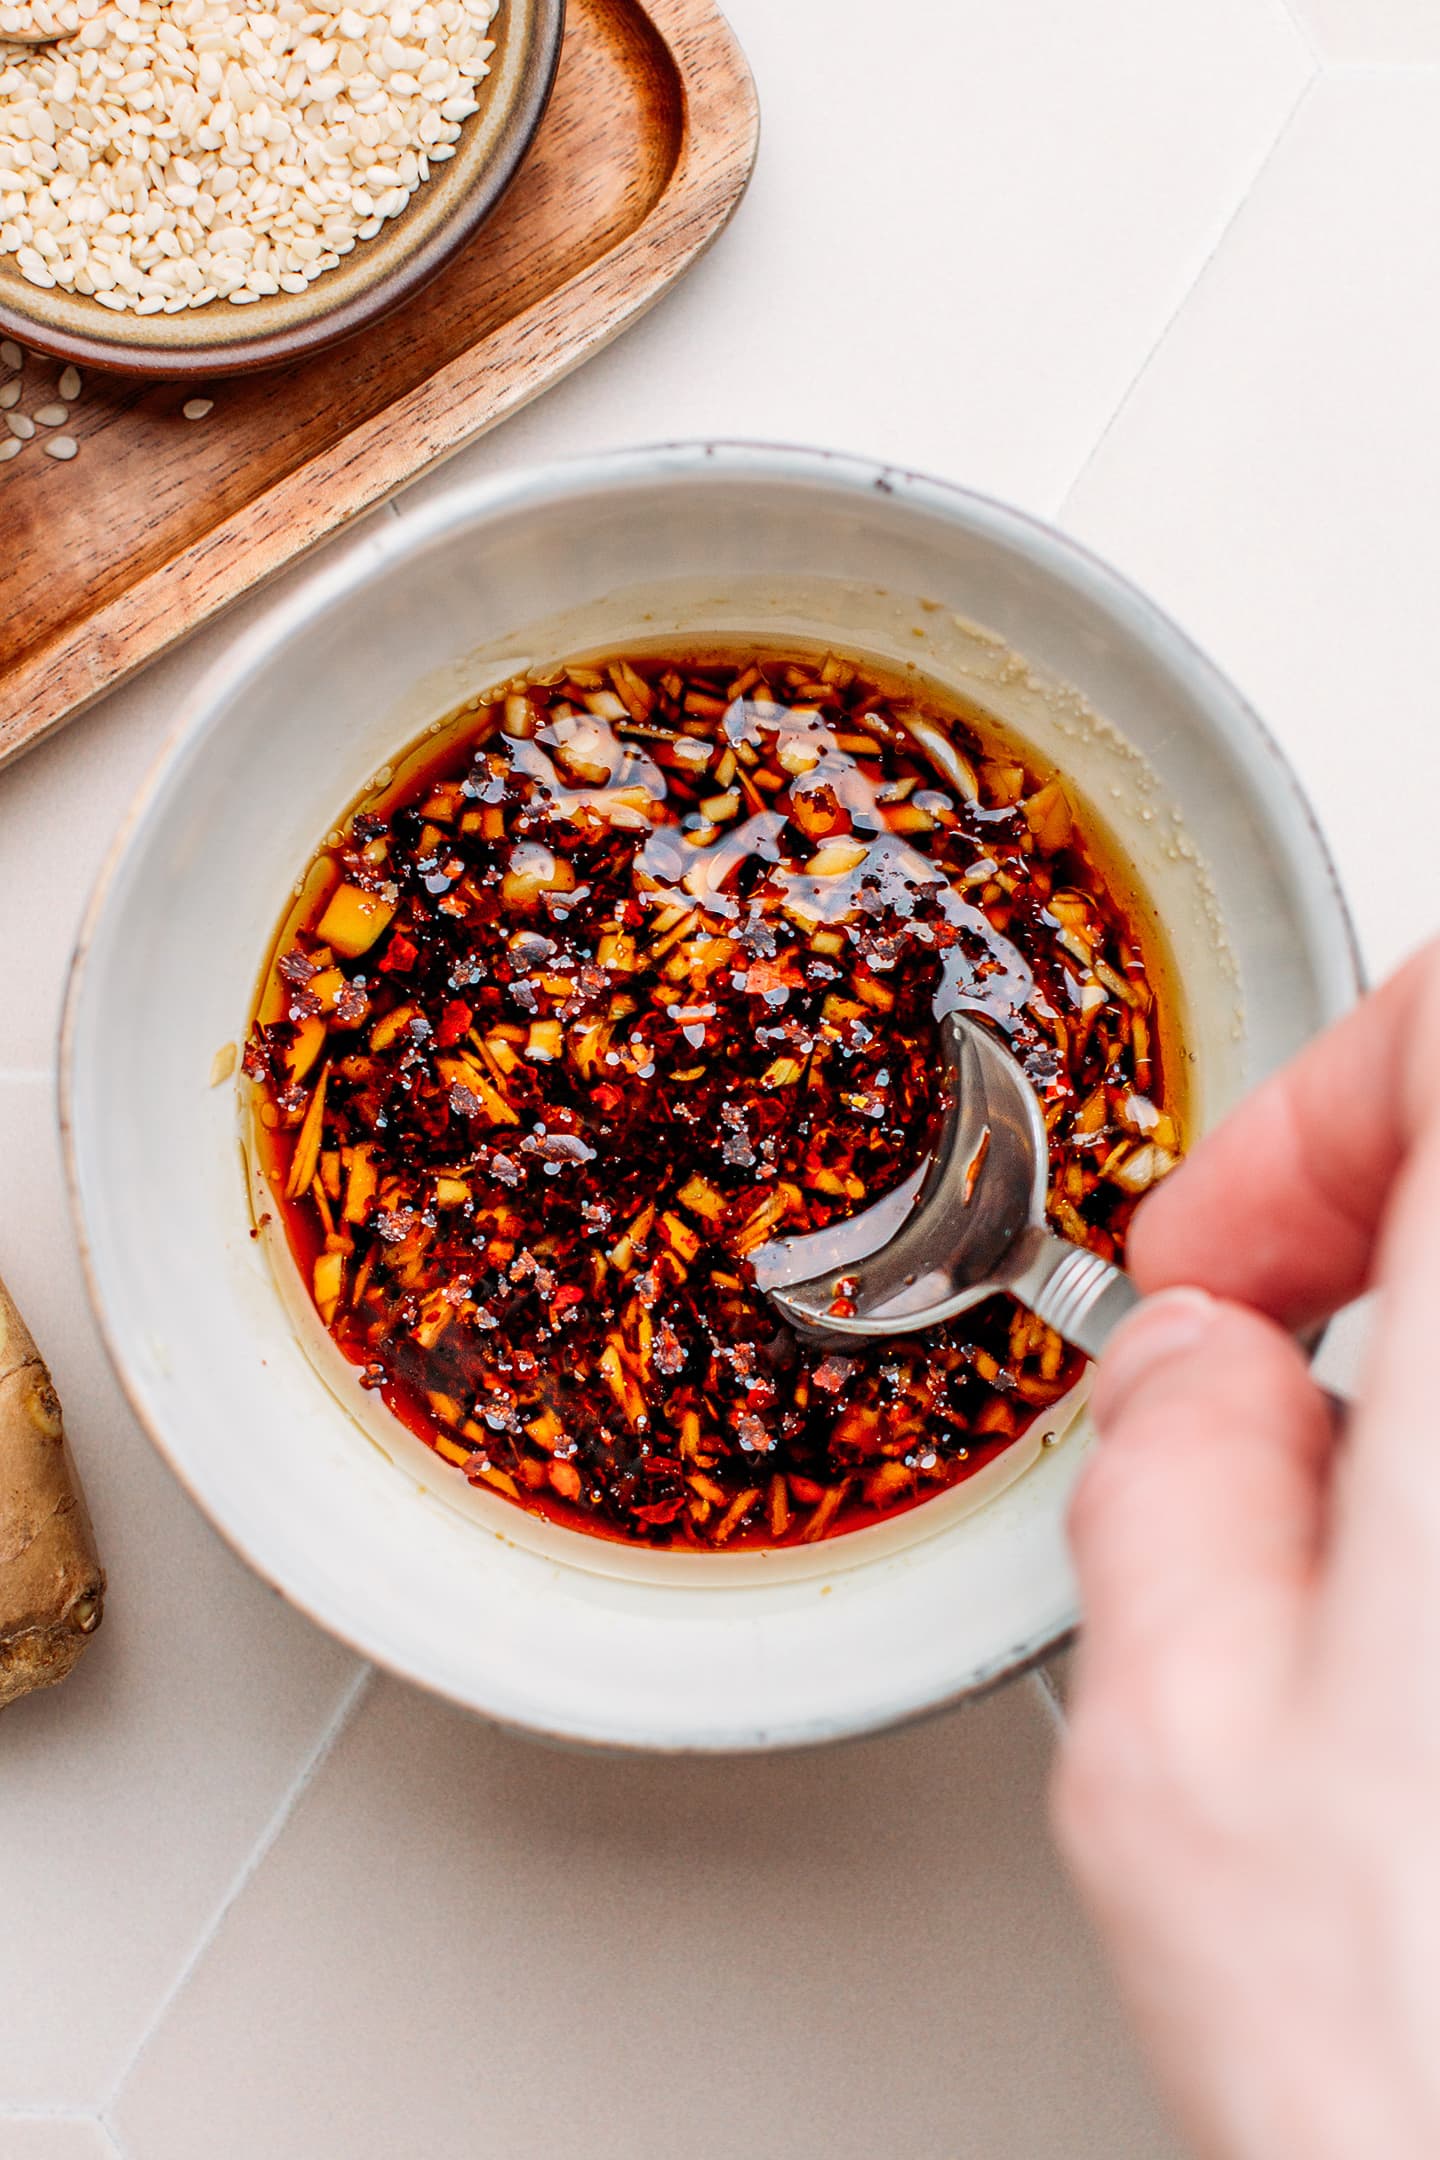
left=1008, top=1228, right=1141, bottom=1362
left=1012, top=1230, right=1356, bottom=1416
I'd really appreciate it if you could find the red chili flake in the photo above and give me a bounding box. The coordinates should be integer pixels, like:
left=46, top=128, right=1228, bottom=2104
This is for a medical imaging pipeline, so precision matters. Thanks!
left=436, top=999, right=473, bottom=1047
left=631, top=1496, right=686, bottom=1527
left=378, top=930, right=419, bottom=974
left=617, top=1456, right=687, bottom=1525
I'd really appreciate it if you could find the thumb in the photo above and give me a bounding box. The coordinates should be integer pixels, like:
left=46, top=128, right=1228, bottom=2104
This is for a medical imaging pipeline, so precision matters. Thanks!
left=1066, top=1289, right=1333, bottom=1725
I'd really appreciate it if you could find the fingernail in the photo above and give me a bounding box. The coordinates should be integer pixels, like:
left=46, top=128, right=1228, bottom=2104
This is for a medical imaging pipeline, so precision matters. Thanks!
left=1094, top=1287, right=1217, bottom=1431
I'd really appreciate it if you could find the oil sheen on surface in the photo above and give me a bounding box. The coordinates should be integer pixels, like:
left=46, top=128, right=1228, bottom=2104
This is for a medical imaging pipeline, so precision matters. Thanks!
left=246, top=646, right=1180, bottom=1551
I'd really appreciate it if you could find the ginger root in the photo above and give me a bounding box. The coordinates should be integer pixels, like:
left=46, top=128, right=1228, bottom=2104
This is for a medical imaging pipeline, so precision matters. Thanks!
left=0, top=1271, right=105, bottom=1710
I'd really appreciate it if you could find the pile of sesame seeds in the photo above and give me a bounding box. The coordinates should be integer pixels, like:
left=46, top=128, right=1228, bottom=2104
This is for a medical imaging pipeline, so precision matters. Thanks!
left=0, top=2, right=87, bottom=35
left=0, top=335, right=81, bottom=459
left=0, top=0, right=500, bottom=315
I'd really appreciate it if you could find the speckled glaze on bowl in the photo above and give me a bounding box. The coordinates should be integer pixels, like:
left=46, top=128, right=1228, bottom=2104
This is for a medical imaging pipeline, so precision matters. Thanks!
left=0, top=0, right=564, bottom=379
left=61, top=444, right=1360, bottom=1750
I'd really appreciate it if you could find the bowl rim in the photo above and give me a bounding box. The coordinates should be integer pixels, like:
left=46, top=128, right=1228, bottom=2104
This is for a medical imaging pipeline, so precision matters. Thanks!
left=0, top=0, right=566, bottom=380
left=59, top=440, right=1365, bottom=1745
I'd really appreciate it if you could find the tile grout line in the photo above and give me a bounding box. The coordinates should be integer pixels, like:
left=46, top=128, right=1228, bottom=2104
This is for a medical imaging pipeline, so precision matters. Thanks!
left=0, top=2104, right=105, bottom=2121
left=97, top=1659, right=375, bottom=2125
left=1272, top=0, right=1321, bottom=66
left=98, top=2113, right=132, bottom=2160
left=1049, top=63, right=1322, bottom=524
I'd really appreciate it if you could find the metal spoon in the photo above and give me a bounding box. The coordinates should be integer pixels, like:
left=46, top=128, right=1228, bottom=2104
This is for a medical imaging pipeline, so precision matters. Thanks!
left=757, top=1010, right=1139, bottom=1359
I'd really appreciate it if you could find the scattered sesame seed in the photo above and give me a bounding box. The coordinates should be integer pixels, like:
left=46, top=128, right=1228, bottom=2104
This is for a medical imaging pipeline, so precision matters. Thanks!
left=0, top=381, right=19, bottom=410
left=0, top=340, right=22, bottom=371
left=182, top=397, right=214, bottom=420
left=6, top=412, right=35, bottom=440
left=34, top=402, right=68, bottom=426
left=42, top=435, right=78, bottom=460
left=0, top=437, right=21, bottom=463
left=58, top=365, right=81, bottom=401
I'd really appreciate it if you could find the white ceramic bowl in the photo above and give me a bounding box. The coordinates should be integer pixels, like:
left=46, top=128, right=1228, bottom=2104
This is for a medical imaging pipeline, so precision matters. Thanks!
left=62, top=444, right=1360, bottom=1750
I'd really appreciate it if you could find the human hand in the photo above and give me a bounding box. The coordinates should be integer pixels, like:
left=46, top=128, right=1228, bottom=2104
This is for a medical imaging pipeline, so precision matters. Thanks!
left=1053, top=939, right=1440, bottom=2160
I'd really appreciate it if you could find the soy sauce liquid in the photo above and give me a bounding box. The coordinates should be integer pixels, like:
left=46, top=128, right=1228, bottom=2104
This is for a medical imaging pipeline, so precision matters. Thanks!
left=248, top=645, right=1180, bottom=1551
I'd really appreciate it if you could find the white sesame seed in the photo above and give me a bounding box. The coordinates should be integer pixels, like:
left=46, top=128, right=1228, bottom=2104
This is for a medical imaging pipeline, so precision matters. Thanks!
left=0, top=436, right=21, bottom=462
left=0, top=339, right=23, bottom=370
left=182, top=395, right=213, bottom=418
left=34, top=400, right=68, bottom=424
left=58, top=365, right=82, bottom=398
left=42, top=433, right=78, bottom=458
left=0, top=380, right=19, bottom=409
left=6, top=411, right=35, bottom=438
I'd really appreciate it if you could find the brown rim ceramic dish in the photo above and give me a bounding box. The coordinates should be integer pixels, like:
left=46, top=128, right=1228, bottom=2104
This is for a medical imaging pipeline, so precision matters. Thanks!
left=0, top=0, right=565, bottom=380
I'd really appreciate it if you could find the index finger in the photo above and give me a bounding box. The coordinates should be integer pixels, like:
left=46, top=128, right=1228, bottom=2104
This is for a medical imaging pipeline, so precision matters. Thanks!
left=1128, top=939, right=1440, bottom=1329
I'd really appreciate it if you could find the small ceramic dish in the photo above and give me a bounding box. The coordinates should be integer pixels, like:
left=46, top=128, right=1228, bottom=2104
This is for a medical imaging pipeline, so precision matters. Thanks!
left=0, top=0, right=564, bottom=379
left=62, top=444, right=1360, bottom=1749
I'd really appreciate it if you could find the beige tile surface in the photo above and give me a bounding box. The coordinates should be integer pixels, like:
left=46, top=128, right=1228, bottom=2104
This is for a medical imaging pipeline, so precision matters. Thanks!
left=398, top=0, right=1309, bottom=519
left=0, top=2124, right=118, bottom=2160
left=0, top=668, right=173, bottom=1073
left=1064, top=70, right=1440, bottom=978
left=4, top=0, right=1426, bottom=2151
left=1284, top=0, right=1440, bottom=63
left=0, top=1081, right=361, bottom=2107
left=115, top=1675, right=1178, bottom=2160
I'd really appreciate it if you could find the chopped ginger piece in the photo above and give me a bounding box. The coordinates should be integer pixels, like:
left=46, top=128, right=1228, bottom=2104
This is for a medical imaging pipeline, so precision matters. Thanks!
left=676, top=1174, right=726, bottom=1225
left=312, top=1248, right=344, bottom=1325
left=316, top=883, right=395, bottom=958
left=285, top=1067, right=328, bottom=1200
left=343, top=1145, right=378, bottom=1224
left=1023, top=779, right=1074, bottom=854
left=286, top=1014, right=327, bottom=1083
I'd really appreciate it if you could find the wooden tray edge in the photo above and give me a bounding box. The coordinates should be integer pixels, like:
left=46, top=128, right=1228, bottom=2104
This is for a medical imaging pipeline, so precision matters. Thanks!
left=1, top=0, right=758, bottom=771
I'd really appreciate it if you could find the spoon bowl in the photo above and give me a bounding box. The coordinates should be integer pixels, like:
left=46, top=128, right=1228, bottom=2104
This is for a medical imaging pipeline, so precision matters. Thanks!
left=763, top=1011, right=1141, bottom=1359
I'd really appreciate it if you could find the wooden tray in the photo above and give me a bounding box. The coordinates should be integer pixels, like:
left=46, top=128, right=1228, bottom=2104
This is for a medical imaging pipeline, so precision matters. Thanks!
left=0, top=0, right=757, bottom=769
